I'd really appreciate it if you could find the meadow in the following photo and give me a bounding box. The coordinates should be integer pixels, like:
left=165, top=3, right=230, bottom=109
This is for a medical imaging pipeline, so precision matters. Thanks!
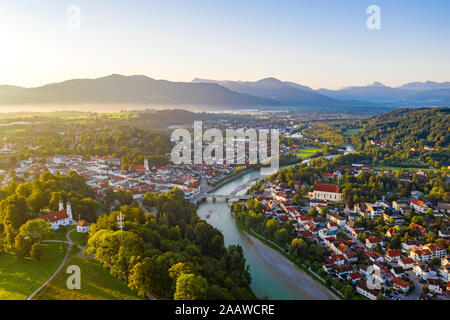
left=0, top=242, right=66, bottom=300
left=33, top=255, right=143, bottom=300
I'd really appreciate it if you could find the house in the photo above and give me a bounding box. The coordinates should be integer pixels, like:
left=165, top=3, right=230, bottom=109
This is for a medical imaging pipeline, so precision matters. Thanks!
left=410, top=199, right=429, bottom=214
left=319, top=229, right=336, bottom=240
left=31, top=200, right=73, bottom=230
left=344, top=251, right=359, bottom=263
left=401, top=239, right=422, bottom=253
left=309, top=183, right=343, bottom=202
left=354, top=203, right=382, bottom=220
left=410, top=248, right=432, bottom=263
left=440, top=264, right=450, bottom=282
left=385, top=249, right=402, bottom=263
left=392, top=277, right=410, bottom=293
left=391, top=267, right=405, bottom=278
left=348, top=271, right=362, bottom=284
left=423, top=244, right=447, bottom=259
left=383, top=211, right=404, bottom=224
left=327, top=213, right=347, bottom=227
left=399, top=257, right=415, bottom=270
left=365, top=250, right=384, bottom=263
left=427, top=278, right=444, bottom=294
left=366, top=236, right=382, bottom=249
left=356, top=280, right=382, bottom=300
left=327, top=222, right=338, bottom=231
left=438, top=230, right=450, bottom=238
left=437, top=202, right=450, bottom=214
left=335, top=265, right=354, bottom=278
left=392, top=200, right=411, bottom=213
left=442, top=256, right=450, bottom=267
left=76, top=220, right=89, bottom=233
left=413, top=263, right=437, bottom=280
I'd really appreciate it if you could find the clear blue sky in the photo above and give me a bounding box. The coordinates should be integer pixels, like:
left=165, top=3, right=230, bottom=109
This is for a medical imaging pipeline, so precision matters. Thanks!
left=1, top=0, right=449, bottom=89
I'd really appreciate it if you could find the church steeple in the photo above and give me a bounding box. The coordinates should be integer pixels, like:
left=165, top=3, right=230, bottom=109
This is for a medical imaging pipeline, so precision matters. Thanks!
left=59, top=200, right=64, bottom=211
left=67, top=201, right=73, bottom=220
left=144, top=157, right=150, bottom=173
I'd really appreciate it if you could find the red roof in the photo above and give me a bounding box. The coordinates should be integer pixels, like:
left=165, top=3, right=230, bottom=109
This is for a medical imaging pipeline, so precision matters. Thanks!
left=367, top=236, right=381, bottom=244
left=32, top=209, right=69, bottom=223
left=129, top=164, right=146, bottom=172
left=77, top=220, right=89, bottom=226
left=392, top=277, right=409, bottom=288
left=349, top=272, right=362, bottom=280
left=314, top=183, right=340, bottom=193
left=386, top=249, right=402, bottom=257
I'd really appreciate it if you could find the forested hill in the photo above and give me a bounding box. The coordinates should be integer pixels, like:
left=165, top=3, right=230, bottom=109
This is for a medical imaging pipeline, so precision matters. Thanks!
left=362, top=107, right=449, bottom=150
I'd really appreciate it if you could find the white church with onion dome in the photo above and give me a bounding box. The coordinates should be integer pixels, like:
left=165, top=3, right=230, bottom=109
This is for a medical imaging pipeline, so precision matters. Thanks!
left=31, top=200, right=73, bottom=230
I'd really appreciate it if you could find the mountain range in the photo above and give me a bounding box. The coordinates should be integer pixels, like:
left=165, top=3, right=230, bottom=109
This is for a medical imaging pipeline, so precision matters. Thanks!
left=0, top=75, right=449, bottom=111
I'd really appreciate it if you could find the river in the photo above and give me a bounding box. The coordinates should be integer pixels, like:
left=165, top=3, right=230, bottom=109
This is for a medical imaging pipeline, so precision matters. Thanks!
left=196, top=144, right=356, bottom=299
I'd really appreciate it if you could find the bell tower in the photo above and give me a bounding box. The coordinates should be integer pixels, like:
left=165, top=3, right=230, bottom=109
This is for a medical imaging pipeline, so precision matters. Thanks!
left=67, top=201, right=73, bottom=220
left=144, top=157, right=150, bottom=174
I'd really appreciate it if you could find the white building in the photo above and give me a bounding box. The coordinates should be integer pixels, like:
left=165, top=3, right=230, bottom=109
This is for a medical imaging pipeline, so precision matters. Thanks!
left=77, top=220, right=90, bottom=233
left=32, top=200, right=73, bottom=230
left=308, top=183, right=343, bottom=202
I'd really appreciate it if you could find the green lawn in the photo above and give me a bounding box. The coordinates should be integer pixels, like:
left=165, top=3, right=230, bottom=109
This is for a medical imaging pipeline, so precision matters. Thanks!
left=0, top=242, right=67, bottom=300
left=70, top=231, right=89, bottom=247
left=294, top=146, right=322, bottom=159
left=32, top=256, right=143, bottom=300
left=342, top=128, right=362, bottom=136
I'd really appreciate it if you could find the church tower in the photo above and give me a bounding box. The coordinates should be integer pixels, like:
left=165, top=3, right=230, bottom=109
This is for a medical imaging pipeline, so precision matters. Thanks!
left=67, top=201, right=73, bottom=220
left=144, top=157, right=150, bottom=174
left=59, top=200, right=64, bottom=211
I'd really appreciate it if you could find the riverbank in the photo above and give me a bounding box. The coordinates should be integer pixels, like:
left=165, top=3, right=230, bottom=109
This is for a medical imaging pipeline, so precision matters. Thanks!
left=235, top=219, right=341, bottom=300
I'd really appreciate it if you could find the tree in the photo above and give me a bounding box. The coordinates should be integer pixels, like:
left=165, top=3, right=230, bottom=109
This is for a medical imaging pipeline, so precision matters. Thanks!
left=342, top=284, right=354, bottom=300
left=27, top=189, right=49, bottom=214
left=18, top=219, right=51, bottom=243
left=128, top=257, right=155, bottom=297
left=426, top=231, right=437, bottom=243
left=30, top=242, right=43, bottom=260
left=15, top=233, right=32, bottom=260
left=275, top=228, right=289, bottom=247
left=173, top=273, right=208, bottom=300
left=265, top=219, right=279, bottom=238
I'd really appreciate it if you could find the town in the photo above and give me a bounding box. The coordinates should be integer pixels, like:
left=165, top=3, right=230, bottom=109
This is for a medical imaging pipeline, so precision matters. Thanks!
left=238, top=161, right=450, bottom=300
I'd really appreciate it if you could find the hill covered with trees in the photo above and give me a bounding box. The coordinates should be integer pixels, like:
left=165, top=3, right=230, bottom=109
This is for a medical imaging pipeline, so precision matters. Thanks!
left=86, top=188, right=256, bottom=300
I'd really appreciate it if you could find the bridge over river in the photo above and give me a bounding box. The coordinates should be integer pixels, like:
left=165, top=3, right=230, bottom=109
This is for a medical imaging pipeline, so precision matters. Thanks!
left=194, top=194, right=251, bottom=204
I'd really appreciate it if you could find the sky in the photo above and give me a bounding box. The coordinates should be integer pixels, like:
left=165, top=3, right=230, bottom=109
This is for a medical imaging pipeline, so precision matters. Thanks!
left=0, top=0, right=449, bottom=89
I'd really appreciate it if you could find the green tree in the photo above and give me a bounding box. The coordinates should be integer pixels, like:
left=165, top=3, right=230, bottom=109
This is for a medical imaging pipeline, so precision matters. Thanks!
left=30, top=242, right=43, bottom=260
left=173, top=273, right=208, bottom=300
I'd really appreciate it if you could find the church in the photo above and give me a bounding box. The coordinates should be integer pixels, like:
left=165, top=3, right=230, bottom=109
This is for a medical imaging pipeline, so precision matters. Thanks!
left=32, top=200, right=74, bottom=230
left=128, top=157, right=150, bottom=174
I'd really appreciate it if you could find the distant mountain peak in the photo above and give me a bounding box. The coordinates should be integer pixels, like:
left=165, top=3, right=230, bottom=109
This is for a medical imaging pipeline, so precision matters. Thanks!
left=256, top=77, right=283, bottom=84
left=368, top=81, right=388, bottom=88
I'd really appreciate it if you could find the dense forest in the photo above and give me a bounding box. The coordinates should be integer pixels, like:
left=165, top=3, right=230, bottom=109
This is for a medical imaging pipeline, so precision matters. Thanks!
left=358, top=108, right=449, bottom=168
left=86, top=188, right=255, bottom=300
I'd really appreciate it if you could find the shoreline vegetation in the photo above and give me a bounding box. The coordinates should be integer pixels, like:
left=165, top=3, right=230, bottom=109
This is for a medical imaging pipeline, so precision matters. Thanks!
left=235, top=219, right=342, bottom=300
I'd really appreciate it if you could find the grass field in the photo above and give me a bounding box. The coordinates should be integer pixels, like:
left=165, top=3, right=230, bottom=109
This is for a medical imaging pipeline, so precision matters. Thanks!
left=32, top=256, right=143, bottom=300
left=294, top=146, right=322, bottom=159
left=70, top=231, right=89, bottom=247
left=0, top=242, right=67, bottom=300
left=342, top=128, right=362, bottom=136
